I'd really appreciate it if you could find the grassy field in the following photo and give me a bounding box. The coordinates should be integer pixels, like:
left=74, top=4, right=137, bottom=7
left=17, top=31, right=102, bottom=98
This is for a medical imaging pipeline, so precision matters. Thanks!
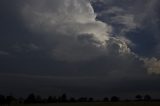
left=8, top=102, right=160, bottom=106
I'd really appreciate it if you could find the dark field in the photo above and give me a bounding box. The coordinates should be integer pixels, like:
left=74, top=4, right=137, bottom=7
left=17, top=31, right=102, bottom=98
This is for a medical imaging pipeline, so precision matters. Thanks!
left=8, top=102, right=160, bottom=106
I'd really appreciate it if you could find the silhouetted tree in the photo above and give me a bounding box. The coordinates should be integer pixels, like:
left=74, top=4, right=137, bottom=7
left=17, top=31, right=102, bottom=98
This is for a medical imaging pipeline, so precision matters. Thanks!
left=36, top=95, right=42, bottom=103
left=78, top=97, right=87, bottom=102
left=6, top=95, right=16, bottom=104
left=53, top=96, right=58, bottom=103
left=69, top=97, right=76, bottom=102
left=110, top=96, right=119, bottom=102
left=47, top=96, right=57, bottom=103
left=103, top=97, right=109, bottom=102
left=47, top=96, right=53, bottom=103
left=25, top=93, right=36, bottom=103
left=0, top=95, right=6, bottom=104
left=135, top=95, right=142, bottom=101
left=144, top=95, right=152, bottom=101
left=18, top=97, right=24, bottom=104
left=62, top=94, right=67, bottom=102
left=58, top=94, right=67, bottom=102
left=89, top=97, right=94, bottom=102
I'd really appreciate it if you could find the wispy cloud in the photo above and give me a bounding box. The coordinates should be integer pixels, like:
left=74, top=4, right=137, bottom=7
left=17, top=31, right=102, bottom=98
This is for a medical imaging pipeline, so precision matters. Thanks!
left=0, top=51, right=9, bottom=56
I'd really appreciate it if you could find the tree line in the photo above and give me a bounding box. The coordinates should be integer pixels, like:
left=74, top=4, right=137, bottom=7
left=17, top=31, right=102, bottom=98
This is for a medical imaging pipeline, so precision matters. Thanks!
left=0, top=93, right=156, bottom=105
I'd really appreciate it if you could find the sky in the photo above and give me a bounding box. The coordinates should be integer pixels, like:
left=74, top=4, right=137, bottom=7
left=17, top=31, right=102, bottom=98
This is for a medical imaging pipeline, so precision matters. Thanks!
left=0, top=0, right=160, bottom=99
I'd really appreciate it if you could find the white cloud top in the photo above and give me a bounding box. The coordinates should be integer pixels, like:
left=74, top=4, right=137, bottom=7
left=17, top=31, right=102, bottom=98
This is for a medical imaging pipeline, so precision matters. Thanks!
left=22, top=0, right=130, bottom=62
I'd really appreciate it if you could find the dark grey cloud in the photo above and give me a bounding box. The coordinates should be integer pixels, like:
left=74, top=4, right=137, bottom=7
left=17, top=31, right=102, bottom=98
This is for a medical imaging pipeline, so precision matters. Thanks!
left=0, top=0, right=160, bottom=98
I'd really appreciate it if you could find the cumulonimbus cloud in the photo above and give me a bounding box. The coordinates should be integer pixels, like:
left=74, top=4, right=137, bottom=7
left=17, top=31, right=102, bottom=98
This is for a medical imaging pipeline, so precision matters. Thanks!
left=21, top=0, right=160, bottom=75
left=22, top=0, right=130, bottom=62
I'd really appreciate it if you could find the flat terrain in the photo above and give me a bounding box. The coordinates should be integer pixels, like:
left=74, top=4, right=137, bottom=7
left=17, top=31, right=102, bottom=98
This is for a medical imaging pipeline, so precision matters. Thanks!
left=9, top=102, right=160, bottom=106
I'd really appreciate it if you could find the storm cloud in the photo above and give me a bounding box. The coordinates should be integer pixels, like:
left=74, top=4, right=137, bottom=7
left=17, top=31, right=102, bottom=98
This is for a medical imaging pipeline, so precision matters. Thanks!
left=21, top=0, right=132, bottom=62
left=0, top=0, right=160, bottom=98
